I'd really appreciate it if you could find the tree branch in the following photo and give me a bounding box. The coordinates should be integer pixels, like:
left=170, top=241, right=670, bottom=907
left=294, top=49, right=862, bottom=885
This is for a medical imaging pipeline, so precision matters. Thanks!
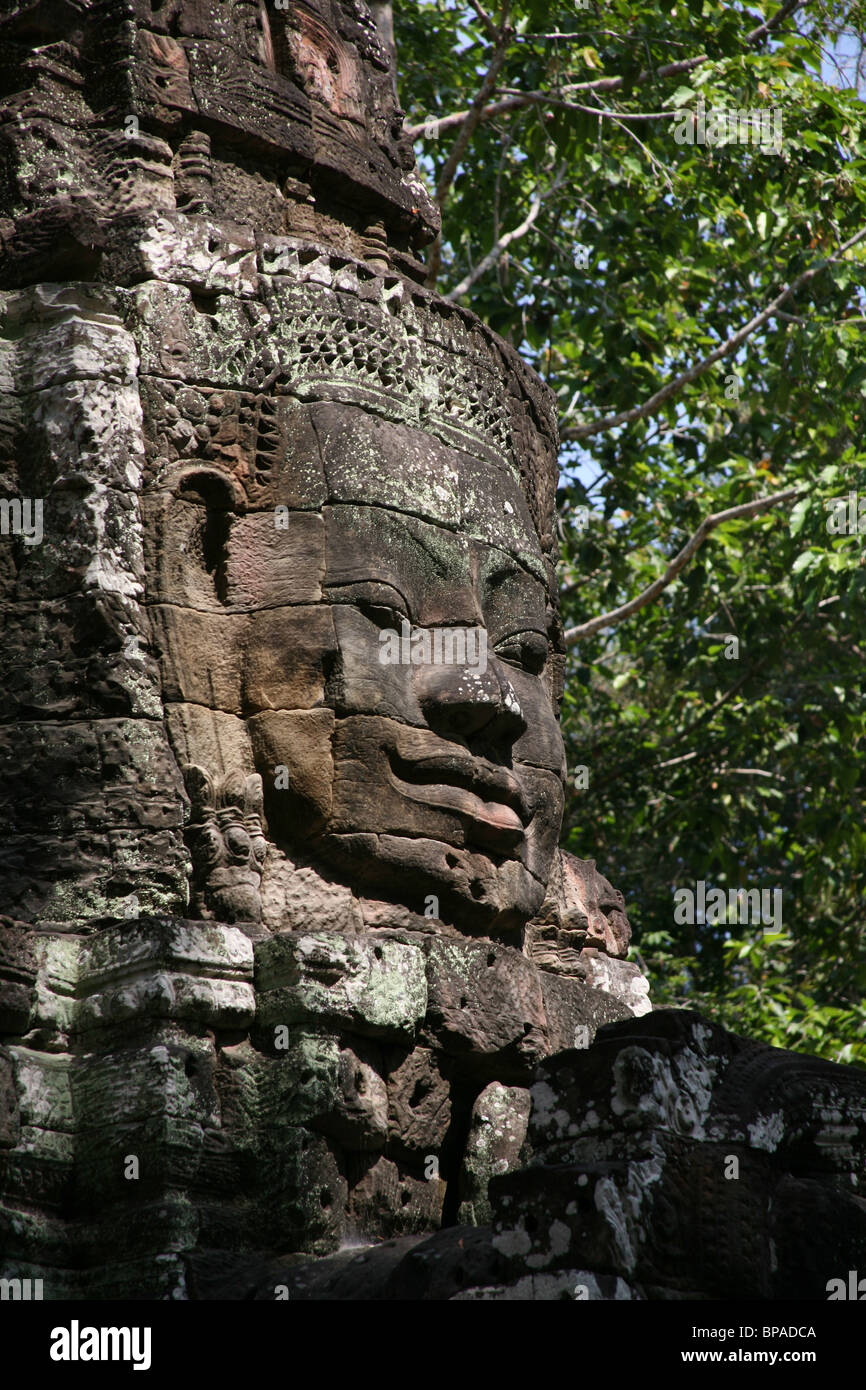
left=424, top=10, right=512, bottom=289
left=406, top=0, right=809, bottom=141
left=408, top=62, right=705, bottom=137
left=563, top=488, right=801, bottom=645
left=434, top=40, right=511, bottom=202
left=445, top=166, right=566, bottom=300
left=714, top=767, right=780, bottom=777
left=747, top=0, right=807, bottom=45
left=655, top=750, right=700, bottom=769
left=601, top=109, right=674, bottom=189
left=561, top=223, right=866, bottom=442
left=468, top=0, right=500, bottom=43
left=496, top=88, right=679, bottom=119
left=445, top=196, right=543, bottom=299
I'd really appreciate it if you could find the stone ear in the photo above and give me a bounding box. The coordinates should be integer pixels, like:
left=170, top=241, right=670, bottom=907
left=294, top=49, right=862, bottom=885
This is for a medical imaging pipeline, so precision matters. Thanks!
left=143, top=466, right=247, bottom=612
left=175, top=468, right=243, bottom=606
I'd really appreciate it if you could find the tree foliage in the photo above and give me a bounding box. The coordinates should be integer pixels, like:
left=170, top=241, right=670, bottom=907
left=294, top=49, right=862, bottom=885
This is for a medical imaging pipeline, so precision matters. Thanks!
left=397, top=0, right=866, bottom=1062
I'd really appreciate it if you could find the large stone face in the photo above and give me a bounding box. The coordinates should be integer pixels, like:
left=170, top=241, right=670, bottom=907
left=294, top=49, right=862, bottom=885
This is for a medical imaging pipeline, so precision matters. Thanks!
left=0, top=0, right=563, bottom=939
left=138, top=269, right=566, bottom=934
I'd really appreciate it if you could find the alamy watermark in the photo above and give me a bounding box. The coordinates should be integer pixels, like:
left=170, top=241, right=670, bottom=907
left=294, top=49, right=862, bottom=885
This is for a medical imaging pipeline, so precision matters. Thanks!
left=827, top=1270, right=866, bottom=1299
left=674, top=880, right=783, bottom=932
left=673, top=98, right=783, bottom=153
left=379, top=619, right=488, bottom=675
left=825, top=492, right=866, bottom=534
left=1, top=1277, right=43, bottom=1300
left=49, top=1322, right=151, bottom=1371
left=0, top=497, right=43, bottom=545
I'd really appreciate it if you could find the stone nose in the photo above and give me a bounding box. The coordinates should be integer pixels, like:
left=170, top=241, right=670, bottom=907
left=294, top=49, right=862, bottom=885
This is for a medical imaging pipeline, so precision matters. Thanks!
left=413, top=641, right=527, bottom=745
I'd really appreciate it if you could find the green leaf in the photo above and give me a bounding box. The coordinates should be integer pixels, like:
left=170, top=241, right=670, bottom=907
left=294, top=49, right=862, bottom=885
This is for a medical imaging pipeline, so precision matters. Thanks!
left=789, top=498, right=811, bottom=535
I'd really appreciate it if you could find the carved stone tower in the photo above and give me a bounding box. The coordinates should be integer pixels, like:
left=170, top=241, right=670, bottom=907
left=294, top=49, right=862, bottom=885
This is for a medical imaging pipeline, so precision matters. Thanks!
left=2, top=0, right=865, bottom=1307
left=0, top=0, right=647, bottom=1297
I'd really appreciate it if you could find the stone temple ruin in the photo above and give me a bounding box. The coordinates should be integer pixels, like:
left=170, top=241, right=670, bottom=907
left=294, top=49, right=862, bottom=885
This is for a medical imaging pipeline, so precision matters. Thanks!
left=0, top=0, right=863, bottom=1300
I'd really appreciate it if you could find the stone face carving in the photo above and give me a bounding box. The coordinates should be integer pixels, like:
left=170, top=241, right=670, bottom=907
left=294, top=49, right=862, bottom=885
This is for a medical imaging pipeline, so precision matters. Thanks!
left=524, top=849, right=651, bottom=1015
left=526, top=850, right=630, bottom=969
left=142, top=262, right=565, bottom=937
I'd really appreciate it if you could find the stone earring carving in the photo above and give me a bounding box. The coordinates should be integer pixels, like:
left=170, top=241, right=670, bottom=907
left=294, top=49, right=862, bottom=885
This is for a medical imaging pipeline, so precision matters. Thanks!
left=183, top=765, right=267, bottom=924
